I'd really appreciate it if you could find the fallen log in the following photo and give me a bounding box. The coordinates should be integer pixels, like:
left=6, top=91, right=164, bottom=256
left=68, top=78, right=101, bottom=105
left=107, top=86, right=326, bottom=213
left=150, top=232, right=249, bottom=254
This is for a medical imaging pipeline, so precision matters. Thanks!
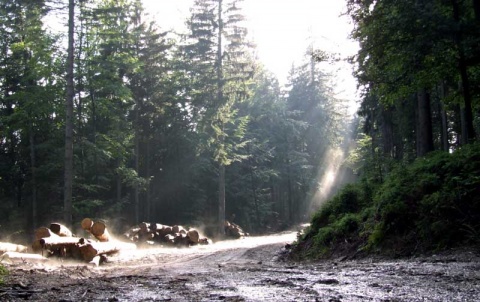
left=0, top=242, right=28, bottom=253
left=39, top=237, right=81, bottom=250
left=78, top=241, right=136, bottom=262
left=36, top=237, right=83, bottom=258
left=49, top=223, right=73, bottom=237
left=90, top=221, right=111, bottom=242
left=0, top=252, right=48, bottom=264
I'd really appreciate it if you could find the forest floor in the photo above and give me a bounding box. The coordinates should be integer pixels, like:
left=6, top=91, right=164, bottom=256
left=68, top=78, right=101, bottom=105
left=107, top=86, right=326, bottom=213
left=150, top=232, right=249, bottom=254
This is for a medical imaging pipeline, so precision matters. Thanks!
left=1, top=231, right=480, bottom=301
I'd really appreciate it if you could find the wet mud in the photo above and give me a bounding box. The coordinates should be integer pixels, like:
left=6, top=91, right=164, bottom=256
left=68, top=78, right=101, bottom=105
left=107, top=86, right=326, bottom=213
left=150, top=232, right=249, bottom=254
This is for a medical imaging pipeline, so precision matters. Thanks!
left=1, top=232, right=479, bottom=301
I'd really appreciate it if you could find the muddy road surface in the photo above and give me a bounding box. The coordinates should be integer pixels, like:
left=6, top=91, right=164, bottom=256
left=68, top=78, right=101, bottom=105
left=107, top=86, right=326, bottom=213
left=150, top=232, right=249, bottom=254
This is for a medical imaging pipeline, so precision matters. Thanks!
left=1, top=232, right=480, bottom=301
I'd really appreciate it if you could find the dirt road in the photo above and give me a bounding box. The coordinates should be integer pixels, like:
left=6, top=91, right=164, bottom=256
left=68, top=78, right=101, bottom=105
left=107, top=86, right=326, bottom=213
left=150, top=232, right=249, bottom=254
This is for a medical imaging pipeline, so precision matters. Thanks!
left=1, top=232, right=480, bottom=301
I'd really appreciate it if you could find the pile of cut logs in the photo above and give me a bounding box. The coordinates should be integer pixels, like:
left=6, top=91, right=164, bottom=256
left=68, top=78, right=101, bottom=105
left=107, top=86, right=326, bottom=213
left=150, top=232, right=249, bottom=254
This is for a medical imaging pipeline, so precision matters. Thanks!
left=29, top=219, right=136, bottom=266
left=1, top=219, right=245, bottom=266
left=1, top=219, right=137, bottom=266
left=122, top=222, right=210, bottom=247
left=225, top=220, right=248, bottom=239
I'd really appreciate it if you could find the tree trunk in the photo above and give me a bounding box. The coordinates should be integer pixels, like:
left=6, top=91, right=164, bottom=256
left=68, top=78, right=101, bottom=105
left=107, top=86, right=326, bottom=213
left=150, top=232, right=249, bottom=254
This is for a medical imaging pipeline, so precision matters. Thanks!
left=134, top=105, right=140, bottom=224
left=29, top=124, right=37, bottom=232
left=146, top=140, right=151, bottom=221
left=473, top=0, right=480, bottom=21
left=381, top=106, right=394, bottom=158
left=439, top=83, right=450, bottom=152
left=416, top=89, right=434, bottom=157
left=116, top=160, right=122, bottom=206
left=218, top=163, right=226, bottom=236
left=451, top=0, right=476, bottom=144
left=286, top=157, right=294, bottom=223
left=217, top=0, right=226, bottom=237
left=64, top=0, right=75, bottom=228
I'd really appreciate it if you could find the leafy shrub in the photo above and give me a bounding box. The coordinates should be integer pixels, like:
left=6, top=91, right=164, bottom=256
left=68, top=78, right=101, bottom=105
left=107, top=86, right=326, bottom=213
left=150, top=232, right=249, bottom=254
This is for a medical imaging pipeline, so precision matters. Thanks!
left=0, top=264, right=8, bottom=285
left=313, top=226, right=336, bottom=247
left=293, top=143, right=480, bottom=259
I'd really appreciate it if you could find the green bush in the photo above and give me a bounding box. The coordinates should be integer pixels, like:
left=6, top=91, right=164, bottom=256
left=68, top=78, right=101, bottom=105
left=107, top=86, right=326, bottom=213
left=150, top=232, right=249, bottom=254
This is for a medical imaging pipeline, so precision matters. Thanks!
left=313, top=226, right=336, bottom=247
left=335, top=213, right=360, bottom=236
left=294, top=143, right=480, bottom=259
left=0, top=264, right=8, bottom=285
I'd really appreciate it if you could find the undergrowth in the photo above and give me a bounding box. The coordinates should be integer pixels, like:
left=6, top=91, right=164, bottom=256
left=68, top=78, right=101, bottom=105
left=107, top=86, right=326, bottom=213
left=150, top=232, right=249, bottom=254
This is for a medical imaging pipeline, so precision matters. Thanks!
left=292, top=143, right=480, bottom=260
left=0, top=264, right=7, bottom=285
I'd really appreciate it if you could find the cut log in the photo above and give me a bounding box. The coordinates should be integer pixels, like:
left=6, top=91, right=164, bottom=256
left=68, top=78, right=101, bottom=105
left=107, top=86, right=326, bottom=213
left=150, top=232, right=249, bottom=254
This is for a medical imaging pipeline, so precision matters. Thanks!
left=186, top=229, right=200, bottom=244
left=34, top=227, right=59, bottom=240
left=122, top=227, right=140, bottom=241
left=35, top=237, right=85, bottom=259
left=225, top=220, right=246, bottom=239
left=164, top=234, right=175, bottom=244
left=0, top=252, right=48, bottom=263
left=158, top=226, right=173, bottom=237
left=39, top=237, right=81, bottom=250
left=174, top=233, right=189, bottom=246
left=81, top=218, right=94, bottom=232
left=198, top=238, right=210, bottom=245
left=49, top=223, right=73, bottom=237
left=150, top=223, right=165, bottom=231
left=172, top=225, right=185, bottom=234
left=0, top=242, right=28, bottom=253
left=90, top=221, right=111, bottom=242
left=78, top=241, right=136, bottom=262
left=139, top=222, right=150, bottom=233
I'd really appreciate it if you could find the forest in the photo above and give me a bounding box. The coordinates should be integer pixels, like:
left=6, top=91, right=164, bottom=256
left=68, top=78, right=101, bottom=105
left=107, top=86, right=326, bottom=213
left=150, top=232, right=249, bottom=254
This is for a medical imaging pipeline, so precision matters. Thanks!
left=293, top=0, right=480, bottom=258
left=0, top=0, right=353, bottom=241
left=0, top=0, right=479, bottom=259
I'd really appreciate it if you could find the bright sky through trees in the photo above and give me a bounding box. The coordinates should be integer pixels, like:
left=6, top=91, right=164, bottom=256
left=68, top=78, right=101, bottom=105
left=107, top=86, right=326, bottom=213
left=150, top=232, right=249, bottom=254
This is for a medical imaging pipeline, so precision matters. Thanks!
left=142, top=0, right=359, bottom=102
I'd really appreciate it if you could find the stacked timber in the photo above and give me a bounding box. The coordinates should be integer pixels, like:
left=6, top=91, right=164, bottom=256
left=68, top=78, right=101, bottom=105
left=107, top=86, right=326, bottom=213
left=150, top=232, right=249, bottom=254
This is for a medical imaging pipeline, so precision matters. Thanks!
left=123, top=222, right=210, bottom=247
left=225, top=220, right=248, bottom=239
left=31, top=220, right=136, bottom=266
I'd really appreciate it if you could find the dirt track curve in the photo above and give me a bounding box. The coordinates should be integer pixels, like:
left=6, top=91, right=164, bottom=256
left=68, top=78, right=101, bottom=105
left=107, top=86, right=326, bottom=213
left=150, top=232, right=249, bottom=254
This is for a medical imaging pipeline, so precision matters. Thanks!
left=1, top=232, right=480, bottom=301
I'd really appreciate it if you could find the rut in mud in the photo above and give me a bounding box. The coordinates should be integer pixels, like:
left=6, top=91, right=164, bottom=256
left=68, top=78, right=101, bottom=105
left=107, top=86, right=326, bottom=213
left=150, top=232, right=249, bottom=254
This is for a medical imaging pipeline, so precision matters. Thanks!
left=1, top=232, right=480, bottom=301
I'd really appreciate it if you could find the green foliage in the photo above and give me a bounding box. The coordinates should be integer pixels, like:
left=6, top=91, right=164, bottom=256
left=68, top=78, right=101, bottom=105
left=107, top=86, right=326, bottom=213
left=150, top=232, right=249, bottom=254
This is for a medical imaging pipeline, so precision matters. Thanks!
left=295, top=143, right=480, bottom=258
left=0, top=264, right=8, bottom=285
left=0, top=0, right=354, bottom=236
